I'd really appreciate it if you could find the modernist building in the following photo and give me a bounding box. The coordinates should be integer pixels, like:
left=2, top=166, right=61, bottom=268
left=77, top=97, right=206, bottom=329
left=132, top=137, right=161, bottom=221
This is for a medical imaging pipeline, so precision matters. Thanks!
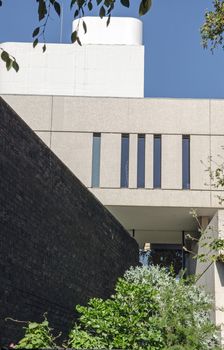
left=1, top=16, right=224, bottom=336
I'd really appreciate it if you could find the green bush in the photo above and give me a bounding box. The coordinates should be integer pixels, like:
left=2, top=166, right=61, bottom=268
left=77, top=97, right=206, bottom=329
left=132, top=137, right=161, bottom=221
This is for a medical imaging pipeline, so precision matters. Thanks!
left=15, top=317, right=56, bottom=349
left=15, top=266, right=221, bottom=349
left=68, top=266, right=220, bottom=350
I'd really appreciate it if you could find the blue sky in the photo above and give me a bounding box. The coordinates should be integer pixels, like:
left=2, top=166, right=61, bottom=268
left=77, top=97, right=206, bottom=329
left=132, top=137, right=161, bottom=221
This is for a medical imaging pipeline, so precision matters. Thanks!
left=0, top=0, right=223, bottom=98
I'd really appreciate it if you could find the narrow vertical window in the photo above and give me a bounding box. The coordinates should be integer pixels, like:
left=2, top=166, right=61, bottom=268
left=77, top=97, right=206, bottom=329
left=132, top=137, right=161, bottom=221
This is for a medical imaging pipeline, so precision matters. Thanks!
left=182, top=135, right=190, bottom=189
left=92, top=133, right=101, bottom=187
left=137, top=134, right=145, bottom=188
left=120, top=134, right=129, bottom=188
left=153, top=135, right=161, bottom=188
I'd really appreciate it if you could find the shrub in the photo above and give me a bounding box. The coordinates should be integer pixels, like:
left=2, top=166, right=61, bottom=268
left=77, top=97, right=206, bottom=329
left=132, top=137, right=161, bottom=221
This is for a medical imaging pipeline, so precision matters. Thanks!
left=68, top=266, right=220, bottom=350
left=15, top=266, right=221, bottom=349
left=15, top=317, right=56, bottom=349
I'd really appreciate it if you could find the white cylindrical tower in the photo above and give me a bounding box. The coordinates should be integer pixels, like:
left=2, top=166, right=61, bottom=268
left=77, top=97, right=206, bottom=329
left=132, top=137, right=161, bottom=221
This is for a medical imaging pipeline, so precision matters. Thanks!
left=72, top=16, right=143, bottom=45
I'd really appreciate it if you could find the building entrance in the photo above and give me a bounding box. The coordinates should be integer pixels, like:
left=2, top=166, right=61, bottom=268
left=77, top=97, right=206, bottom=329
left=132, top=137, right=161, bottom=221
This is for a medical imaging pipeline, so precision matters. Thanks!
left=140, top=243, right=183, bottom=276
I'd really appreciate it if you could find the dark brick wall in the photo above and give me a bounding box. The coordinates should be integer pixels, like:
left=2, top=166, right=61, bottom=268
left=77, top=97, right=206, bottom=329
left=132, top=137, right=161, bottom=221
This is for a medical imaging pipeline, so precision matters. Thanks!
left=0, top=97, right=139, bottom=346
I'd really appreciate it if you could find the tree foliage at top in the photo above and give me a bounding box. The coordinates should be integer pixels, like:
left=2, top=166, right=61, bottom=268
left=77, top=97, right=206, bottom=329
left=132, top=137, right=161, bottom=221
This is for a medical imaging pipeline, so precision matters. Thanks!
left=0, top=0, right=151, bottom=71
left=201, top=0, right=224, bottom=51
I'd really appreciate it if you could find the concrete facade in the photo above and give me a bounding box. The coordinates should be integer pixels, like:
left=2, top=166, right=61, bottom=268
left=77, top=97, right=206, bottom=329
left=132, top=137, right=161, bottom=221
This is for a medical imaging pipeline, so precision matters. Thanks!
left=196, top=211, right=224, bottom=343
left=2, top=94, right=223, bottom=243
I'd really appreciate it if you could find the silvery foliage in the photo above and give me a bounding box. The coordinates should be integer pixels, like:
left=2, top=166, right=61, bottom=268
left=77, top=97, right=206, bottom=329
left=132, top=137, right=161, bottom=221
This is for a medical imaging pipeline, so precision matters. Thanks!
left=124, top=265, right=219, bottom=349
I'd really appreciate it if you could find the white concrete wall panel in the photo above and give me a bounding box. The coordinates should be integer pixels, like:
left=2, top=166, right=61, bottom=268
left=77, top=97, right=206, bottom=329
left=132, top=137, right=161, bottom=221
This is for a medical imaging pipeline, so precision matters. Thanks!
left=51, top=132, right=92, bottom=187
left=35, top=132, right=51, bottom=148
left=210, top=136, right=224, bottom=206
left=211, top=136, right=224, bottom=166
left=100, top=133, right=121, bottom=188
left=162, top=135, right=182, bottom=189
left=82, top=45, right=144, bottom=98
left=0, top=43, right=144, bottom=98
left=2, top=95, right=213, bottom=135
left=107, top=205, right=207, bottom=232
left=51, top=96, right=130, bottom=132
left=127, top=98, right=210, bottom=135
left=196, top=213, right=218, bottom=278
left=211, top=99, right=224, bottom=135
left=213, top=210, right=224, bottom=341
left=129, top=134, right=137, bottom=188
left=190, top=135, right=211, bottom=190
left=91, top=188, right=211, bottom=208
left=196, top=210, right=224, bottom=331
left=211, top=191, right=224, bottom=207
left=2, top=95, right=52, bottom=130
left=50, top=97, right=210, bottom=134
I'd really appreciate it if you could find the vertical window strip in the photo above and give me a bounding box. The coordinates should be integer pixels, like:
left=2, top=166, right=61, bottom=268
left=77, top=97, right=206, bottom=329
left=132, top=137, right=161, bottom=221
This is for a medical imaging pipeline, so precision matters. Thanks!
left=182, top=135, right=190, bottom=189
left=92, top=133, right=101, bottom=188
left=120, top=134, right=129, bottom=188
left=153, top=135, right=161, bottom=188
left=137, top=134, right=145, bottom=188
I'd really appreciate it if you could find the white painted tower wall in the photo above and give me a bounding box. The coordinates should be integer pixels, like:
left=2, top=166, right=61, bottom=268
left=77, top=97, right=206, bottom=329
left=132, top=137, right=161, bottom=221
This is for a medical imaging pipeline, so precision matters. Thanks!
left=0, top=17, right=144, bottom=98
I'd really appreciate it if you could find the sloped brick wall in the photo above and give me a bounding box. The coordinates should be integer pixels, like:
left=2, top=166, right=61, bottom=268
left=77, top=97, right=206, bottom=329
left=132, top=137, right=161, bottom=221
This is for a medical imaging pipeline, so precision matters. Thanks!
left=0, top=97, right=138, bottom=346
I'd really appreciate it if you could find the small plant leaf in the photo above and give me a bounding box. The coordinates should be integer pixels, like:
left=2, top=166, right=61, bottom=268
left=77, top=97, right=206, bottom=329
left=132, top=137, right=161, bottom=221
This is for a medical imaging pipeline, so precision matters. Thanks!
left=71, top=30, right=78, bottom=43
left=54, top=1, right=61, bottom=16
left=99, top=5, right=105, bottom=18
left=139, top=0, right=152, bottom=16
left=1, top=50, right=9, bottom=62
left=32, top=27, right=40, bottom=38
left=33, top=38, right=38, bottom=48
left=83, top=20, right=87, bottom=34
left=12, top=60, right=19, bottom=72
left=120, top=0, right=130, bottom=8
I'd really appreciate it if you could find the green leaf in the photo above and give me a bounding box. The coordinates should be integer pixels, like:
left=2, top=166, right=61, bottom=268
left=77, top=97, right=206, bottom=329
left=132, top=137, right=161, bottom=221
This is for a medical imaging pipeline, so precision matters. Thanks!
left=28, top=322, right=39, bottom=329
left=77, top=0, right=85, bottom=7
left=32, top=27, right=40, bottom=37
left=71, top=30, right=78, bottom=43
left=120, top=0, right=129, bottom=8
left=54, top=1, right=61, bottom=16
left=1, top=50, right=9, bottom=62
left=6, top=58, right=13, bottom=71
left=70, top=0, right=76, bottom=8
left=99, top=5, right=105, bottom=18
left=38, top=0, right=47, bottom=21
left=82, top=20, right=87, bottom=34
left=33, top=38, right=39, bottom=48
left=77, top=36, right=82, bottom=46
left=106, top=15, right=111, bottom=27
left=42, top=44, right=46, bottom=52
left=88, top=1, right=93, bottom=11
left=74, top=9, right=79, bottom=18
left=12, top=60, right=19, bottom=72
left=139, top=0, right=152, bottom=16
